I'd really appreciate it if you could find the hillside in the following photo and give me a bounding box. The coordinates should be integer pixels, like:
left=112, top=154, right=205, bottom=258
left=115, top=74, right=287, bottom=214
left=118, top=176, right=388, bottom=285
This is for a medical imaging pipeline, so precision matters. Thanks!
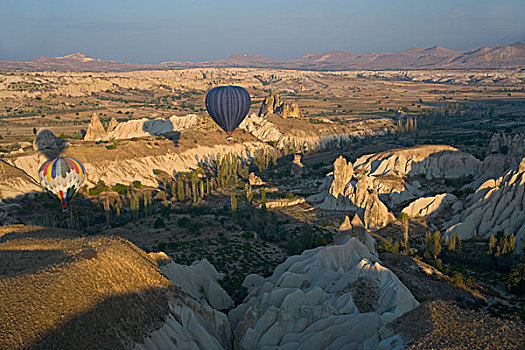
left=1, top=43, right=524, bottom=72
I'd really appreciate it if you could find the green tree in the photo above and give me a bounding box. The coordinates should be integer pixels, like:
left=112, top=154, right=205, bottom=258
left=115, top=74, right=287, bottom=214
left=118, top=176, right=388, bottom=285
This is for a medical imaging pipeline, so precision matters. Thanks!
left=261, top=187, right=267, bottom=209
left=199, top=179, right=204, bottom=198
left=398, top=212, right=410, bottom=253
left=230, top=193, right=237, bottom=214
left=103, top=197, right=111, bottom=224
left=245, top=183, right=253, bottom=203
left=143, top=192, right=152, bottom=216
left=506, top=264, right=525, bottom=295
left=448, top=232, right=459, bottom=251
left=424, top=230, right=442, bottom=260
left=177, top=178, right=184, bottom=201
left=488, top=234, right=497, bottom=255
left=170, top=180, right=176, bottom=199
left=154, top=217, right=165, bottom=229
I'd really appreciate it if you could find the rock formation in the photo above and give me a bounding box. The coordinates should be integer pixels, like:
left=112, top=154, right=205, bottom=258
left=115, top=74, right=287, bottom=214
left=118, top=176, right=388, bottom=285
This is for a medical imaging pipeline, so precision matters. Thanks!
left=444, top=158, right=525, bottom=254
left=248, top=172, right=265, bottom=186
left=353, top=145, right=480, bottom=180
left=258, top=92, right=301, bottom=118
left=228, top=238, right=418, bottom=349
left=401, top=193, right=458, bottom=218
left=104, top=114, right=198, bottom=140
left=4, top=140, right=272, bottom=191
left=291, top=154, right=306, bottom=176
left=320, top=156, right=394, bottom=229
left=262, top=197, right=306, bottom=209
left=160, top=259, right=234, bottom=311
left=0, top=160, right=41, bottom=202
left=487, top=131, right=525, bottom=158
left=107, top=117, right=119, bottom=132
left=335, top=214, right=378, bottom=256
left=239, top=114, right=283, bottom=142
left=84, top=113, right=107, bottom=141
left=136, top=259, right=233, bottom=349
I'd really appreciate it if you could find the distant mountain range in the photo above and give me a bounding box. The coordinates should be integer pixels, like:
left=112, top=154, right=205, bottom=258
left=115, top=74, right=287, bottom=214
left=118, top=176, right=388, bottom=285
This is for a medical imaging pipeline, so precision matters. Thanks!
left=1, top=43, right=524, bottom=71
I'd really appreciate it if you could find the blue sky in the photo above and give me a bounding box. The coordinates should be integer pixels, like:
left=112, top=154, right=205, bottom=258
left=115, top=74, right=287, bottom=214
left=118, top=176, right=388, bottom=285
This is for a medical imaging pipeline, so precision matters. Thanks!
left=1, top=0, right=524, bottom=63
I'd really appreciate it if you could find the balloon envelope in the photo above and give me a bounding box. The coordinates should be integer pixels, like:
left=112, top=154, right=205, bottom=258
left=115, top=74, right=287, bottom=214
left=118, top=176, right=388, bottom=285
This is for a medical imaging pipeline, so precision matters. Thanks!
left=38, top=156, right=85, bottom=207
left=205, top=86, right=251, bottom=136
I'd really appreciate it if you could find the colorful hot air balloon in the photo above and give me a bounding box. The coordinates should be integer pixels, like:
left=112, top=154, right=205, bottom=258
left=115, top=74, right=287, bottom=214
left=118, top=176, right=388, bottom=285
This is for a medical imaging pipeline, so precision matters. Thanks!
left=38, top=156, right=85, bottom=209
left=205, top=86, right=251, bottom=140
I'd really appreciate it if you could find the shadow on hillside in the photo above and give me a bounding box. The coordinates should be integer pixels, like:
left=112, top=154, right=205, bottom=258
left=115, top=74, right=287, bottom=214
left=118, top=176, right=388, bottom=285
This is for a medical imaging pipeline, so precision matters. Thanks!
left=15, top=286, right=172, bottom=350
left=142, top=120, right=181, bottom=147
left=0, top=249, right=78, bottom=277
left=34, top=129, right=67, bottom=159
left=0, top=225, right=80, bottom=243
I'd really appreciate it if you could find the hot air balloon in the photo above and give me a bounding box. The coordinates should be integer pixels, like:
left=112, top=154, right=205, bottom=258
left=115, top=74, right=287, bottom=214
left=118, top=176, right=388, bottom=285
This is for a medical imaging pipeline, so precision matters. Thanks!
left=205, top=86, right=251, bottom=140
left=38, top=156, right=85, bottom=210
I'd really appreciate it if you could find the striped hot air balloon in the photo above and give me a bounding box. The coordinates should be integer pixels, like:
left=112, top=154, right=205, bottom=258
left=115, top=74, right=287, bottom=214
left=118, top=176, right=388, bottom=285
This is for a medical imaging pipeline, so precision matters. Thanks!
left=205, top=86, right=251, bottom=140
left=38, top=156, right=85, bottom=209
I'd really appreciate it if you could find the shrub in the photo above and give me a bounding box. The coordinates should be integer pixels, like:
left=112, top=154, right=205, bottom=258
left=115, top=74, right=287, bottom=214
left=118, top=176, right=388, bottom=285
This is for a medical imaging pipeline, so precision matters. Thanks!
left=133, top=180, right=142, bottom=189
left=105, top=144, right=117, bottom=150
left=506, top=264, right=525, bottom=295
left=452, top=272, right=465, bottom=287
left=88, top=180, right=109, bottom=196
left=177, top=217, right=191, bottom=228
left=379, top=237, right=399, bottom=254
left=424, top=230, right=442, bottom=260
left=463, top=187, right=475, bottom=195
left=112, top=183, right=129, bottom=195
left=241, top=231, right=255, bottom=239
left=154, top=217, right=165, bottom=229
left=285, top=192, right=295, bottom=199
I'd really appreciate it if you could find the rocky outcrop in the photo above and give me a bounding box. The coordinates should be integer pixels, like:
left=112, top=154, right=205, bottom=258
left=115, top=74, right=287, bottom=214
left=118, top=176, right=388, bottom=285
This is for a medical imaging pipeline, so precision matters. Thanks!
left=84, top=113, right=107, bottom=141
left=261, top=197, right=306, bottom=209
left=335, top=214, right=378, bottom=256
left=104, top=114, right=199, bottom=141
left=291, top=154, right=306, bottom=176
left=258, top=92, right=301, bottom=118
left=136, top=259, right=233, bottom=350
left=5, top=141, right=272, bottom=191
left=401, top=193, right=458, bottom=218
left=228, top=238, right=418, bottom=349
left=353, top=145, right=481, bottom=180
left=323, top=156, right=354, bottom=209
left=248, top=172, right=265, bottom=186
left=0, top=160, right=40, bottom=202
left=444, top=159, right=525, bottom=254
left=161, top=259, right=233, bottom=311
left=487, top=132, right=525, bottom=158
left=320, top=156, right=394, bottom=230
left=107, top=117, right=118, bottom=132
left=239, top=114, right=283, bottom=142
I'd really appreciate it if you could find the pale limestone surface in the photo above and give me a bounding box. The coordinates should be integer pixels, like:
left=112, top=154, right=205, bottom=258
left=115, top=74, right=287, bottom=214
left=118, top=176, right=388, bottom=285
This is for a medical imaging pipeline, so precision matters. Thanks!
left=135, top=260, right=233, bottom=350
left=104, top=114, right=199, bottom=141
left=84, top=113, right=107, bottom=141
left=401, top=193, right=458, bottom=218
left=229, top=238, right=418, bottom=350
left=444, top=159, right=525, bottom=254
